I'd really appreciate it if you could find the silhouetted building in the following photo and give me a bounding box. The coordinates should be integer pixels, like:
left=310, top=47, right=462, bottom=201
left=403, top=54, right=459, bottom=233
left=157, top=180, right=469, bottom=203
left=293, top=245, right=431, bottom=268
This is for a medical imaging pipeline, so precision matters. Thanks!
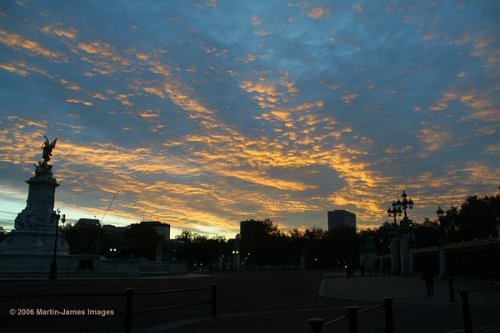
left=102, top=224, right=130, bottom=234
left=76, top=218, right=101, bottom=228
left=328, top=210, right=356, bottom=231
left=140, top=221, right=170, bottom=240
left=240, top=220, right=266, bottom=240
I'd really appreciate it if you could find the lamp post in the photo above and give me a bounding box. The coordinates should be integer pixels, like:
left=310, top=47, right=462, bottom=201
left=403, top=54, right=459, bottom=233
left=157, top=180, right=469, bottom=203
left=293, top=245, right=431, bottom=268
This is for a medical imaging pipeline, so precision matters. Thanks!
left=398, top=190, right=414, bottom=224
left=232, top=250, right=239, bottom=271
left=387, top=201, right=402, bottom=224
left=388, top=190, right=415, bottom=276
left=49, top=209, right=65, bottom=280
left=436, top=206, right=447, bottom=280
left=387, top=199, right=403, bottom=275
left=387, top=200, right=402, bottom=232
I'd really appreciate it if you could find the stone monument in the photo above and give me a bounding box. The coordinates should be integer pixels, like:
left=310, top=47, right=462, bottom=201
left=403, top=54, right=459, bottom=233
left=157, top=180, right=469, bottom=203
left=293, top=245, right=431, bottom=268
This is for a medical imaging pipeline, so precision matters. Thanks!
left=0, top=136, right=70, bottom=271
left=0, top=136, right=188, bottom=277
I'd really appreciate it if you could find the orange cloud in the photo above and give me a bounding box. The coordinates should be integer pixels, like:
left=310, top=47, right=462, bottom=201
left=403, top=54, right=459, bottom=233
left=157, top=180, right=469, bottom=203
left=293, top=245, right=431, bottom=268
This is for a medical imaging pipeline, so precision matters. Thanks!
left=40, top=25, right=77, bottom=39
left=78, top=41, right=113, bottom=57
left=341, top=94, right=358, bottom=105
left=244, top=54, right=256, bottom=63
left=59, top=79, right=81, bottom=91
left=0, top=29, right=67, bottom=62
left=418, top=122, right=450, bottom=154
left=253, top=30, right=270, bottom=36
left=139, top=110, right=159, bottom=119
left=251, top=16, right=262, bottom=26
left=0, top=62, right=29, bottom=76
left=143, top=87, right=165, bottom=98
left=93, top=93, right=106, bottom=100
left=65, top=99, right=93, bottom=106
left=421, top=32, right=438, bottom=41
left=307, top=7, right=329, bottom=19
left=217, top=169, right=317, bottom=191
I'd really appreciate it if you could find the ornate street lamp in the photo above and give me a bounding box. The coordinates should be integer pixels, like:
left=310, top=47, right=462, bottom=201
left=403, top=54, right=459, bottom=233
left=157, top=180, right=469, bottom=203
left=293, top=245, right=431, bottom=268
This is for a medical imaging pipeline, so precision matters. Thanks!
left=49, top=209, right=65, bottom=280
left=387, top=190, right=415, bottom=276
left=387, top=200, right=402, bottom=234
left=387, top=200, right=402, bottom=224
left=398, top=190, right=414, bottom=219
left=395, top=191, right=414, bottom=233
left=387, top=201, right=401, bottom=275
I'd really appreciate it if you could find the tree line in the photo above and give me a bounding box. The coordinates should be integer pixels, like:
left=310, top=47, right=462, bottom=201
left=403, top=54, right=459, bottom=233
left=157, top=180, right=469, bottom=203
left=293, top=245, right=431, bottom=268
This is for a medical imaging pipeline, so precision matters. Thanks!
left=0, top=193, right=496, bottom=269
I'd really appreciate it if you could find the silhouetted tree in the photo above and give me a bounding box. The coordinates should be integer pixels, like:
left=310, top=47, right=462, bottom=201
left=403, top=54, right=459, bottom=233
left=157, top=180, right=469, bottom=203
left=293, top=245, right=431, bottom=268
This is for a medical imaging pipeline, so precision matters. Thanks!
left=0, top=226, right=7, bottom=243
left=413, top=218, right=440, bottom=248
left=174, top=231, right=228, bottom=268
left=453, top=194, right=500, bottom=240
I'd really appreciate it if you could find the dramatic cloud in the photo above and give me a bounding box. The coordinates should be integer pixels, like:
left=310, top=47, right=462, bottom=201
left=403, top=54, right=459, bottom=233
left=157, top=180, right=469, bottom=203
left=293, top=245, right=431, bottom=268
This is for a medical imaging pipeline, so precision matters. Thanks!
left=0, top=0, right=498, bottom=237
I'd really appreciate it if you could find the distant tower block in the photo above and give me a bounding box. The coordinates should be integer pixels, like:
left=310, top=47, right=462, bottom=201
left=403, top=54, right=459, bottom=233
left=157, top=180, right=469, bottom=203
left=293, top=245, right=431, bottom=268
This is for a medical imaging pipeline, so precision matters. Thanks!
left=327, top=210, right=356, bottom=231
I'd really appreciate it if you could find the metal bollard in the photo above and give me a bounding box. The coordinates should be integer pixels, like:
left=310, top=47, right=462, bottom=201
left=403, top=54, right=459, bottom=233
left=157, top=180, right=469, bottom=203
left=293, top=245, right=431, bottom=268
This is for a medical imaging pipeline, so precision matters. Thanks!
left=124, top=288, right=133, bottom=333
left=308, top=318, right=324, bottom=333
left=460, top=290, right=473, bottom=333
left=449, top=277, right=455, bottom=303
left=211, top=284, right=217, bottom=318
left=346, top=306, right=358, bottom=333
left=384, top=297, right=394, bottom=333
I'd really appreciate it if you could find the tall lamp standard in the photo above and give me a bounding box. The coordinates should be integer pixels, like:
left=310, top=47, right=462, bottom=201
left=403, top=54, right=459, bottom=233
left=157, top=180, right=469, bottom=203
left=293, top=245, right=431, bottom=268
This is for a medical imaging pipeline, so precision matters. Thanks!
left=436, top=206, right=447, bottom=280
left=231, top=250, right=239, bottom=271
left=387, top=201, right=402, bottom=275
left=398, top=190, right=414, bottom=227
left=387, top=200, right=402, bottom=227
left=49, top=209, right=65, bottom=280
left=392, top=190, right=415, bottom=275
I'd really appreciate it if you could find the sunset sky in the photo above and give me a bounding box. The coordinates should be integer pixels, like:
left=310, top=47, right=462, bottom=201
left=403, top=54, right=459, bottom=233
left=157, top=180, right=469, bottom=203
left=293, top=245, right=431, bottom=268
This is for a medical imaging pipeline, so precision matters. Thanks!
left=0, top=0, right=499, bottom=238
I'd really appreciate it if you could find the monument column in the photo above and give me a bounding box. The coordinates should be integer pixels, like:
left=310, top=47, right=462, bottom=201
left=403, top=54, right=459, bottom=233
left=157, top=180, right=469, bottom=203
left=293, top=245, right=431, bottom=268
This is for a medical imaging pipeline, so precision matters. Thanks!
left=0, top=136, right=69, bottom=260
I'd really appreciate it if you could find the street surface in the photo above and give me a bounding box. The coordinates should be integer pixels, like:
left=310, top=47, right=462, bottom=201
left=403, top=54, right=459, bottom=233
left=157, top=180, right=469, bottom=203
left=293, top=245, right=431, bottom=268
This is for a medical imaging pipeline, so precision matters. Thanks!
left=0, top=271, right=499, bottom=333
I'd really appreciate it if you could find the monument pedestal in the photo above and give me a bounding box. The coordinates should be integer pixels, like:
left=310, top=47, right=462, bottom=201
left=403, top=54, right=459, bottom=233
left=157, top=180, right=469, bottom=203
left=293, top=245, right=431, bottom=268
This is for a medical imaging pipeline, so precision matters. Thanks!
left=0, top=230, right=68, bottom=256
left=0, top=137, right=187, bottom=278
left=0, top=172, right=69, bottom=270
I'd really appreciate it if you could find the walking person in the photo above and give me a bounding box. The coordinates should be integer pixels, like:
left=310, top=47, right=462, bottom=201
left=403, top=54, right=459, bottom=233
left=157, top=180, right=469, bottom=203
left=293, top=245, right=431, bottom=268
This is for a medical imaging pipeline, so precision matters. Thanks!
left=422, top=267, right=436, bottom=297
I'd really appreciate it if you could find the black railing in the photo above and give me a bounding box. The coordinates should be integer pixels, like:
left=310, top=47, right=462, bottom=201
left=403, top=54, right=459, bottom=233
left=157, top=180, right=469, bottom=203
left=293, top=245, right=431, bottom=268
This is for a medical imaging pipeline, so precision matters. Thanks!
left=1, top=284, right=217, bottom=333
left=448, top=277, right=500, bottom=303
left=458, top=288, right=500, bottom=333
left=123, top=284, right=217, bottom=333
left=309, top=297, right=393, bottom=333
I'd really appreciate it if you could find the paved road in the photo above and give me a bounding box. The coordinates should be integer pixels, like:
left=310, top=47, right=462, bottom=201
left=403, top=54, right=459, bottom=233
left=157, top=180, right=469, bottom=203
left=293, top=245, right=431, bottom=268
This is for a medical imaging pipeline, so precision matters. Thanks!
left=0, top=272, right=499, bottom=333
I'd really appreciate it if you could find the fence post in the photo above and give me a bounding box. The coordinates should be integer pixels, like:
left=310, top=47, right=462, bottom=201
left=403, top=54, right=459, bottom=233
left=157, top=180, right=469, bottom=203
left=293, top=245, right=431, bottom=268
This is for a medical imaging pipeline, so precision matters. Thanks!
left=308, top=318, right=324, bottom=333
left=460, top=290, right=473, bottom=333
left=124, top=288, right=133, bottom=333
left=211, top=284, right=217, bottom=318
left=449, top=277, right=455, bottom=303
left=346, top=306, right=358, bottom=333
left=384, top=297, right=394, bottom=333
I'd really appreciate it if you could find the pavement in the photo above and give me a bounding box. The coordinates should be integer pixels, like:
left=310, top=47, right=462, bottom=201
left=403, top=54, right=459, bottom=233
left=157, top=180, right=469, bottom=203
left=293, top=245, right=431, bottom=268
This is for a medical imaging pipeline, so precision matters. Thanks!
left=320, top=272, right=500, bottom=306
left=1, top=271, right=499, bottom=333
left=149, top=272, right=500, bottom=333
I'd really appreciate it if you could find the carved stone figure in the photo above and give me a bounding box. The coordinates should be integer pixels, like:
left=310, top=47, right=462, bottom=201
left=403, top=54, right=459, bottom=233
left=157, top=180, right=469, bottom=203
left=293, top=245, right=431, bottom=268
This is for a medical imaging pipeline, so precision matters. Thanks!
left=35, top=136, right=57, bottom=175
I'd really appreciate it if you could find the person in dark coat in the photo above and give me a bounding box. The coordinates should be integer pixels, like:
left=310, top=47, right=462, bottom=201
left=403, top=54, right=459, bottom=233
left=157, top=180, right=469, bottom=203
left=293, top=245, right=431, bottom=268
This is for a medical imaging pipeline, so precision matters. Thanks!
left=422, top=268, right=436, bottom=297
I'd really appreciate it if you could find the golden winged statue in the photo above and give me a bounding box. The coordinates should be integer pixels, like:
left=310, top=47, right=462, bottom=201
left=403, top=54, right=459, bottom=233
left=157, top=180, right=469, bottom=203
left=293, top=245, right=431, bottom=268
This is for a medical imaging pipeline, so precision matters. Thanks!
left=34, top=136, right=57, bottom=175
left=42, top=136, right=57, bottom=163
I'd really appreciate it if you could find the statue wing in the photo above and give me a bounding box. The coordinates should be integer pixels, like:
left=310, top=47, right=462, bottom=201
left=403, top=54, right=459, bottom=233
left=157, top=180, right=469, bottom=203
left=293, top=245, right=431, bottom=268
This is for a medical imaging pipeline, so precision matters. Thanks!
left=49, top=137, right=57, bottom=149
